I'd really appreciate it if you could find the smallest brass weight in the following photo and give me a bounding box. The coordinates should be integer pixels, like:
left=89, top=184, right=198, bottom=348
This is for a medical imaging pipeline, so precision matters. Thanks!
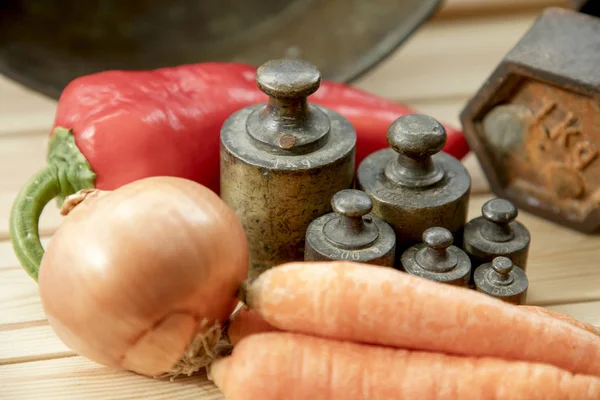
left=304, top=189, right=396, bottom=266
left=400, top=227, right=471, bottom=287
left=474, top=256, right=528, bottom=305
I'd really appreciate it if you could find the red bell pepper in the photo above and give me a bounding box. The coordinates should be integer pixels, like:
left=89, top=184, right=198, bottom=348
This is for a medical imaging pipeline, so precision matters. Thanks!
left=10, top=62, right=469, bottom=280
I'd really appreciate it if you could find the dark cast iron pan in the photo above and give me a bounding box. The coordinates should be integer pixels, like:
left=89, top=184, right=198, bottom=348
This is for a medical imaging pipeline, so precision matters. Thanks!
left=0, top=0, right=443, bottom=99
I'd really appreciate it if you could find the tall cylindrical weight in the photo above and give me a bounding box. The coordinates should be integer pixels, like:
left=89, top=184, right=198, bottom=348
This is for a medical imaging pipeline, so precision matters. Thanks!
left=220, top=59, right=356, bottom=280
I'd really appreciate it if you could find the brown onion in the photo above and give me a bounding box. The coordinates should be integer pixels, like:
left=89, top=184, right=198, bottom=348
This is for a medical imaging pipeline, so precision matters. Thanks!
left=38, top=177, right=248, bottom=377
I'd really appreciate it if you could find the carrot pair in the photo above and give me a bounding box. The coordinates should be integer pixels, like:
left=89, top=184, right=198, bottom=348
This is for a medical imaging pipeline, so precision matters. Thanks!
left=210, top=262, right=600, bottom=400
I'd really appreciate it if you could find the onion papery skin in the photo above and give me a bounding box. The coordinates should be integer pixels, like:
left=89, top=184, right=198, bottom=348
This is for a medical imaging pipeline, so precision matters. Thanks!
left=38, top=177, right=249, bottom=376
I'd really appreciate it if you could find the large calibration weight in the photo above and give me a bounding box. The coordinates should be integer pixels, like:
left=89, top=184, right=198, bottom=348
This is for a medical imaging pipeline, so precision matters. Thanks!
left=460, top=8, right=600, bottom=233
left=220, top=59, right=356, bottom=280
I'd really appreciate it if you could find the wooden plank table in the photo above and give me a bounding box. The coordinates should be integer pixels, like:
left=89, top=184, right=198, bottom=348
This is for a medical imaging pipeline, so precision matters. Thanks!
left=1, top=1, right=598, bottom=398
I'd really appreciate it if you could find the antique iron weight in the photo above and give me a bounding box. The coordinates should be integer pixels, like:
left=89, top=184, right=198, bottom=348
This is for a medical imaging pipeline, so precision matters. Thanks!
left=474, top=256, right=528, bottom=305
left=357, top=114, right=471, bottom=263
left=401, top=227, right=471, bottom=287
left=304, top=189, right=396, bottom=266
left=463, top=198, right=531, bottom=282
left=460, top=8, right=600, bottom=233
left=220, top=58, right=356, bottom=280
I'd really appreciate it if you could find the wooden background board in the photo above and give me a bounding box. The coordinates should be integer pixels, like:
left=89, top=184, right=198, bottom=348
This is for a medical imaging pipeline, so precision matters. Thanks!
left=1, top=1, right=598, bottom=399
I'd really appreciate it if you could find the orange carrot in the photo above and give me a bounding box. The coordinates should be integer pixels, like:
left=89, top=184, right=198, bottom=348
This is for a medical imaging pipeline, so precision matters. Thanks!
left=520, top=305, right=600, bottom=337
left=228, top=307, right=279, bottom=345
left=209, top=332, right=600, bottom=400
left=227, top=304, right=600, bottom=346
left=245, top=261, right=600, bottom=377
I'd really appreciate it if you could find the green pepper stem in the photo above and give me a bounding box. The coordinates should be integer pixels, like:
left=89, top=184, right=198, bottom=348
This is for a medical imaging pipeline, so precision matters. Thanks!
left=9, top=167, right=61, bottom=280
left=9, top=127, right=96, bottom=281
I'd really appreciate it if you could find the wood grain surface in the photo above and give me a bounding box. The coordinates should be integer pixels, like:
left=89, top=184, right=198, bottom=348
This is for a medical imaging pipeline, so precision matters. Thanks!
left=1, top=1, right=597, bottom=399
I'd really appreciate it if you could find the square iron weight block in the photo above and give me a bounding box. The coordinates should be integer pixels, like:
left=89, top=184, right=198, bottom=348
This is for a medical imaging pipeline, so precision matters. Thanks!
left=460, top=8, right=600, bottom=233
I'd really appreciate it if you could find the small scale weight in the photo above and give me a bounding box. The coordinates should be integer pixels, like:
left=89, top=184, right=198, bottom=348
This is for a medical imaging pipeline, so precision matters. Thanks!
left=463, top=198, right=531, bottom=285
left=474, top=256, right=529, bottom=305
left=305, top=189, right=396, bottom=266
left=401, top=227, right=471, bottom=287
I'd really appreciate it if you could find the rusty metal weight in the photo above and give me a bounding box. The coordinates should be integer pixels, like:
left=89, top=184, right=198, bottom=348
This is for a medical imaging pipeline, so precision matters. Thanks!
left=460, top=8, right=600, bottom=233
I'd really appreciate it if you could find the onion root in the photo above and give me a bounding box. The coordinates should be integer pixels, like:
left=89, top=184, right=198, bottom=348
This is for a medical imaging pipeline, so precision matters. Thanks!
left=162, top=319, right=233, bottom=381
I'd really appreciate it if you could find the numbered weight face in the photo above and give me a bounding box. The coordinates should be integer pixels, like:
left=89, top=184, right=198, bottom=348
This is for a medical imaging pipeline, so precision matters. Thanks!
left=272, top=158, right=314, bottom=169
left=473, top=262, right=528, bottom=305
left=331, top=247, right=380, bottom=261
left=304, top=212, right=396, bottom=267
left=460, top=8, right=600, bottom=233
left=486, top=285, right=513, bottom=297
left=310, top=243, right=386, bottom=261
